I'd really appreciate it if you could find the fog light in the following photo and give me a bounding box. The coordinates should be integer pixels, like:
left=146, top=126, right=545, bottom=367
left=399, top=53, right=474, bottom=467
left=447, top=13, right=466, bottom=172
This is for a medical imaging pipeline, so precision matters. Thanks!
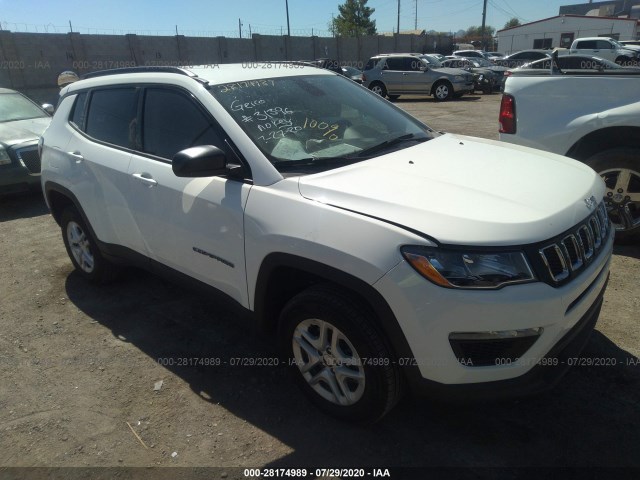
left=449, top=328, right=543, bottom=367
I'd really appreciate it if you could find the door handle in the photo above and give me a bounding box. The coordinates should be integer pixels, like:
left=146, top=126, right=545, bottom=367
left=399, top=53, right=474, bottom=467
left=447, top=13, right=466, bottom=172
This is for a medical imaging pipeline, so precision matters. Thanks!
left=132, top=173, right=158, bottom=187
left=68, top=151, right=84, bottom=163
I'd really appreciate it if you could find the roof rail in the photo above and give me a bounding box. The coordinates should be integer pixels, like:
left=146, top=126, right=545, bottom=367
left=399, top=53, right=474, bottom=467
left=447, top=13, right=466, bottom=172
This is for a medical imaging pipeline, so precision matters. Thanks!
left=82, top=66, right=198, bottom=80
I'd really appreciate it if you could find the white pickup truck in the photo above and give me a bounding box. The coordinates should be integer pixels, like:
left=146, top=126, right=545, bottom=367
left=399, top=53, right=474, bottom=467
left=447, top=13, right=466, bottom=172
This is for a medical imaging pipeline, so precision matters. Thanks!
left=499, top=67, right=640, bottom=242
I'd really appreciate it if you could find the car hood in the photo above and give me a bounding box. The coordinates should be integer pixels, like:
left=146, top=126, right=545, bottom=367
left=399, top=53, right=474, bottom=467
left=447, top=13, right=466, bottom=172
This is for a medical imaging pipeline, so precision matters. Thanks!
left=298, top=134, right=604, bottom=246
left=433, top=67, right=472, bottom=77
left=0, top=117, right=50, bottom=146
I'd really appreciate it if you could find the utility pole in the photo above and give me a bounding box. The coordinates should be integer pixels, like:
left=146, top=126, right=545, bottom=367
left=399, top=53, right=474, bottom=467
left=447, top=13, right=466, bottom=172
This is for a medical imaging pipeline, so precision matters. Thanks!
left=414, top=0, right=417, bottom=30
left=480, top=0, right=488, bottom=50
left=238, top=18, right=242, bottom=38
left=285, top=0, right=291, bottom=36
left=68, top=20, right=73, bottom=33
left=397, top=0, right=400, bottom=34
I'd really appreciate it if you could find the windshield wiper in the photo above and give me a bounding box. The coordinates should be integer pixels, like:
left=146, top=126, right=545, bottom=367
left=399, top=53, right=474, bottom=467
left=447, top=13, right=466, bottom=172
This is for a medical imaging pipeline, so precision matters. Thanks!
left=273, top=156, right=358, bottom=170
left=354, top=133, right=427, bottom=158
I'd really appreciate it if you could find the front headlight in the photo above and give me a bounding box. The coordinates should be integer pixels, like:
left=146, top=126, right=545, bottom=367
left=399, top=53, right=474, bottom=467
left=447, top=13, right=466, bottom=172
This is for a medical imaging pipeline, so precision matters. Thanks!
left=0, top=147, right=11, bottom=166
left=401, top=246, right=536, bottom=289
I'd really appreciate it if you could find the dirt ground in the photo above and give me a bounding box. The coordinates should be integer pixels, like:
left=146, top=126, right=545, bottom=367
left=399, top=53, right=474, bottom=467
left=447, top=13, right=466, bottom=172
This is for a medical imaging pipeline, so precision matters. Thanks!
left=1, top=93, right=639, bottom=478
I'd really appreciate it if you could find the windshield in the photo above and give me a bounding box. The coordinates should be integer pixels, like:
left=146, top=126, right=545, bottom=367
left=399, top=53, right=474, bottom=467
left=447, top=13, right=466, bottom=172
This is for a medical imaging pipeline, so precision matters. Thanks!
left=211, top=75, right=435, bottom=172
left=420, top=55, right=443, bottom=68
left=0, top=92, right=48, bottom=123
left=611, top=39, right=624, bottom=49
left=474, top=58, right=493, bottom=67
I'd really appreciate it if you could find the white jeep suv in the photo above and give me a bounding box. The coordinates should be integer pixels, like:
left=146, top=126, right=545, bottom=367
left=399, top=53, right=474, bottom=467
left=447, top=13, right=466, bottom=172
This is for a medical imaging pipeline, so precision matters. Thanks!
left=41, top=65, right=613, bottom=422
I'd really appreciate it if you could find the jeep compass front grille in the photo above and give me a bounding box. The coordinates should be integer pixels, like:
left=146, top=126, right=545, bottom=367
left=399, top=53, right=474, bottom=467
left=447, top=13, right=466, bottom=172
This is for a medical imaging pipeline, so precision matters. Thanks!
left=16, top=146, right=41, bottom=174
left=538, top=202, right=610, bottom=284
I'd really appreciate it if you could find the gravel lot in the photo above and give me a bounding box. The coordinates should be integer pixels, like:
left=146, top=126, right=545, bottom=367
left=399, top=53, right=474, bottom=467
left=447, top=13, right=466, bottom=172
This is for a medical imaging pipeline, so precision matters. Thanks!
left=1, top=92, right=639, bottom=478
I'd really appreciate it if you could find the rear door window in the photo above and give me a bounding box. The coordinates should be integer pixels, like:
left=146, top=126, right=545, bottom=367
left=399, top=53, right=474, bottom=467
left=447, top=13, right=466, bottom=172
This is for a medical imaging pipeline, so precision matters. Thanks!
left=85, top=88, right=139, bottom=149
left=385, top=58, right=406, bottom=71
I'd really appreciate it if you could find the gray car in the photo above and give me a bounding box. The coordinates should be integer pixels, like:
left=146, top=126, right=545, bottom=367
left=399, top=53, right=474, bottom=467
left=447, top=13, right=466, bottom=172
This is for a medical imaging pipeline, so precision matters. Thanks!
left=0, top=88, right=52, bottom=194
left=363, top=54, right=475, bottom=101
left=441, top=57, right=509, bottom=92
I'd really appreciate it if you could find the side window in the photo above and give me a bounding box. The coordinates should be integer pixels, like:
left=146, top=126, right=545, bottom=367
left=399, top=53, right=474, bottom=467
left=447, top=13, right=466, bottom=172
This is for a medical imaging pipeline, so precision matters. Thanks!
left=596, top=40, right=613, bottom=50
left=70, top=92, right=88, bottom=130
left=576, top=40, right=596, bottom=49
left=364, top=58, right=377, bottom=71
left=405, top=58, right=423, bottom=71
left=385, top=58, right=405, bottom=71
left=85, top=88, right=139, bottom=149
left=142, top=88, right=223, bottom=160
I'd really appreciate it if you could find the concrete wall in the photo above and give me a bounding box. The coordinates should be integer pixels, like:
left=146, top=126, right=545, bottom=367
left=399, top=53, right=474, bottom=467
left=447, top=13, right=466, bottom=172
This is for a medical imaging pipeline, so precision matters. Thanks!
left=0, top=30, right=453, bottom=103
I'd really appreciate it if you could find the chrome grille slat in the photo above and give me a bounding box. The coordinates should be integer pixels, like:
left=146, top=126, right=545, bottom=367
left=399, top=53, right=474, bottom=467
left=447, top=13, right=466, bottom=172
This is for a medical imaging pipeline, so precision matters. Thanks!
left=538, top=203, right=610, bottom=284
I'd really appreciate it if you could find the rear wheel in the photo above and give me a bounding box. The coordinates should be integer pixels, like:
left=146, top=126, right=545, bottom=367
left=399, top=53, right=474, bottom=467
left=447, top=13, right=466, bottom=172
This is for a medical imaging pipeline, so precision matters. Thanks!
left=369, top=82, right=387, bottom=98
left=433, top=81, right=453, bottom=101
left=584, top=148, right=640, bottom=244
left=279, top=285, right=402, bottom=423
left=615, top=56, right=633, bottom=66
left=60, top=207, right=119, bottom=283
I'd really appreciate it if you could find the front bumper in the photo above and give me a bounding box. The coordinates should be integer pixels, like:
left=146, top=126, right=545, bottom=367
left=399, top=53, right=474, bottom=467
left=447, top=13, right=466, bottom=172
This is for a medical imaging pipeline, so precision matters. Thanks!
left=374, top=224, right=613, bottom=397
left=0, top=143, right=41, bottom=194
left=0, top=163, right=41, bottom=194
left=452, top=79, right=475, bottom=94
left=410, top=273, right=608, bottom=400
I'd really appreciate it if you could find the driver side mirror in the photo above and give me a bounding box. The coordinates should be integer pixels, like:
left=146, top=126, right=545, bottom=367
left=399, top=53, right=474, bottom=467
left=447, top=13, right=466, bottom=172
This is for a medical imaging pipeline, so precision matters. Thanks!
left=172, top=145, right=228, bottom=177
left=420, top=66, right=428, bottom=72
left=42, top=104, right=54, bottom=115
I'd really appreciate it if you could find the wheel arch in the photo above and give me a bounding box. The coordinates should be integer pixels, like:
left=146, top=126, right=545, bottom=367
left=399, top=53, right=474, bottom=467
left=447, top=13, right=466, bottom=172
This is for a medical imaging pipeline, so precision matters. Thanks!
left=253, top=253, right=415, bottom=366
left=430, top=78, right=453, bottom=95
left=44, top=182, right=84, bottom=225
left=566, top=126, right=640, bottom=161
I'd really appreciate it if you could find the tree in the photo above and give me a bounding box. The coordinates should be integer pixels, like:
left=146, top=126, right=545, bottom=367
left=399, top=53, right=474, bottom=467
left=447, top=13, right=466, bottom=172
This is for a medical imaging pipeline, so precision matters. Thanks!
left=331, top=0, right=377, bottom=37
left=504, top=18, right=521, bottom=29
left=462, top=25, right=496, bottom=43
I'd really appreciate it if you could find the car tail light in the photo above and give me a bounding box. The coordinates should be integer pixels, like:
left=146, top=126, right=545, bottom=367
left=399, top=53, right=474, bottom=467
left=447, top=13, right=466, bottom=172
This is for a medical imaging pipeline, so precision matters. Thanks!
left=499, top=94, right=516, bottom=134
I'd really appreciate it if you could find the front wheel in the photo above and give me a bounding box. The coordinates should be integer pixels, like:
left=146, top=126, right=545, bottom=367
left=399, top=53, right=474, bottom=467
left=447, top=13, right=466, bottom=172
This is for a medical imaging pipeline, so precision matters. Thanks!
left=615, top=56, right=634, bottom=66
left=585, top=148, right=640, bottom=244
left=279, top=285, right=402, bottom=423
left=433, top=81, right=453, bottom=101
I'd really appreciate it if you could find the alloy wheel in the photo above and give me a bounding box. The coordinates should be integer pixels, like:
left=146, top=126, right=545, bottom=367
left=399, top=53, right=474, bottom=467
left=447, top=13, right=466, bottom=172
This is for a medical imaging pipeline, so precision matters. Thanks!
left=601, top=167, right=640, bottom=232
left=66, top=221, right=95, bottom=273
left=292, top=318, right=365, bottom=406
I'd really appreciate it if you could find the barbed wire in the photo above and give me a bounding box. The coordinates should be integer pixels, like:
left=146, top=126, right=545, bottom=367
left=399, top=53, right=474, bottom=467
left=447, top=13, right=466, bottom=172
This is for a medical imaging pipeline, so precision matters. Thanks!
left=0, top=21, right=334, bottom=38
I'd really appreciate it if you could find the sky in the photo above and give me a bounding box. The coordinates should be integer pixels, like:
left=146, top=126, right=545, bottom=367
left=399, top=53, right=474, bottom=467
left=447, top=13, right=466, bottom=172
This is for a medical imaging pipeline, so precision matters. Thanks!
left=0, top=0, right=575, bottom=37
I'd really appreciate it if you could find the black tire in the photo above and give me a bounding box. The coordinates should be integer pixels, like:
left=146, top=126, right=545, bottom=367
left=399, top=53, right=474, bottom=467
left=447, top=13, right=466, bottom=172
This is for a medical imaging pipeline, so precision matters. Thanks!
left=432, top=81, right=453, bottom=101
left=369, top=82, right=387, bottom=98
left=387, top=94, right=400, bottom=101
left=278, top=284, right=402, bottom=423
left=584, top=148, right=640, bottom=244
left=60, top=206, right=120, bottom=283
left=615, top=56, right=632, bottom=66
